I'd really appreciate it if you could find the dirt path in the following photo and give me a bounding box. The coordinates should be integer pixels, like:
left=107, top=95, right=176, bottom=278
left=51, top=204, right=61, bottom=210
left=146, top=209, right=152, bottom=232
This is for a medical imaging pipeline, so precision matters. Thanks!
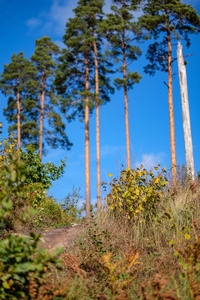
left=13, top=224, right=84, bottom=252
left=39, top=224, right=83, bottom=252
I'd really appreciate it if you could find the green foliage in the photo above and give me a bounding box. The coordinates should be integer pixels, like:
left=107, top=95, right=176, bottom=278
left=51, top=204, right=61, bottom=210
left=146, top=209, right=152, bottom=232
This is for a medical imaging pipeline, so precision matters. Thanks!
left=0, top=233, right=62, bottom=299
left=106, top=165, right=168, bottom=222
left=0, top=153, right=26, bottom=220
left=101, top=0, right=142, bottom=90
left=61, top=187, right=83, bottom=221
left=31, top=36, right=72, bottom=154
left=169, top=226, right=200, bottom=273
left=138, top=0, right=200, bottom=75
left=20, top=144, right=66, bottom=190
left=88, top=214, right=113, bottom=257
left=56, top=0, right=114, bottom=121
left=0, top=137, right=65, bottom=299
left=79, top=214, right=114, bottom=259
left=0, top=52, right=39, bottom=148
left=0, top=132, right=18, bottom=169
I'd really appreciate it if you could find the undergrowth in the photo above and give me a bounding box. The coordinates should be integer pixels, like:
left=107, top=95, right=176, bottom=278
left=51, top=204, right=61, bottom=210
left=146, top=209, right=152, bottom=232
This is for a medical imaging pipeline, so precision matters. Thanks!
left=1, top=131, right=200, bottom=299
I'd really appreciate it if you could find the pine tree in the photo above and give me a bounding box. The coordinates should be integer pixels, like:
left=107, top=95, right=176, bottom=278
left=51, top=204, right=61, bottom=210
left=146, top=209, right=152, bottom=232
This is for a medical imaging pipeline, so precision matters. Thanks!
left=139, top=0, right=200, bottom=187
left=0, top=52, right=38, bottom=149
left=56, top=0, right=113, bottom=217
left=89, top=0, right=114, bottom=211
left=101, top=0, right=142, bottom=169
left=56, top=4, right=95, bottom=218
left=31, top=36, right=72, bottom=161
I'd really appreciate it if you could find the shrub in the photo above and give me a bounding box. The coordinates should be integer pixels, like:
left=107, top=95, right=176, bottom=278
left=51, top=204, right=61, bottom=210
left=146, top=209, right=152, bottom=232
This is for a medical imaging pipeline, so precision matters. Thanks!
left=61, top=187, right=83, bottom=221
left=0, top=141, right=64, bottom=299
left=20, top=144, right=66, bottom=191
left=106, top=165, right=168, bottom=223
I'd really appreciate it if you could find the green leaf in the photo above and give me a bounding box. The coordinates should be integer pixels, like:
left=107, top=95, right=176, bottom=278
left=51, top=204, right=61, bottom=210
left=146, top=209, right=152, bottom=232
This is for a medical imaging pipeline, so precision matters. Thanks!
left=2, top=281, right=10, bottom=289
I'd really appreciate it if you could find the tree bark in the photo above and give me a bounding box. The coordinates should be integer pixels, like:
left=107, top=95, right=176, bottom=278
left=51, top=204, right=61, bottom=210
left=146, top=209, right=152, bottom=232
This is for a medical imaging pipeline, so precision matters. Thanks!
left=85, top=50, right=91, bottom=218
left=39, top=73, right=46, bottom=162
left=17, top=78, right=21, bottom=149
left=167, top=17, right=177, bottom=187
left=177, top=41, right=195, bottom=181
left=93, top=33, right=101, bottom=212
left=122, top=26, right=131, bottom=169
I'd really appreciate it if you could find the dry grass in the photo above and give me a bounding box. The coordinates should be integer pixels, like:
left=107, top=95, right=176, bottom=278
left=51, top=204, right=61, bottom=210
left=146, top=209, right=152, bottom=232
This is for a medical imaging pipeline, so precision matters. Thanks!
left=2, top=180, right=200, bottom=299
left=48, top=181, right=200, bottom=299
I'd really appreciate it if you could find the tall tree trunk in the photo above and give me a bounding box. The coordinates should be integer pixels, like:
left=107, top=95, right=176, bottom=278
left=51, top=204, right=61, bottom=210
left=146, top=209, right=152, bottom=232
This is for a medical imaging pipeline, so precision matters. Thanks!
left=167, top=18, right=177, bottom=187
left=39, top=74, right=46, bottom=161
left=177, top=41, right=195, bottom=181
left=93, top=33, right=101, bottom=212
left=17, top=78, right=21, bottom=149
left=85, top=50, right=91, bottom=218
left=122, top=27, right=131, bottom=169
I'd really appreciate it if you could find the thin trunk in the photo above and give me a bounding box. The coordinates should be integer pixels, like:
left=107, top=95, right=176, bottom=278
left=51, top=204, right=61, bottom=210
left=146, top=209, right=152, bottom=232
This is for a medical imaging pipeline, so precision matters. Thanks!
left=17, top=78, right=21, bottom=149
left=39, top=74, right=46, bottom=161
left=85, top=50, right=91, bottom=218
left=177, top=41, right=195, bottom=181
left=93, top=32, right=101, bottom=212
left=167, top=17, right=177, bottom=187
left=122, top=26, right=131, bottom=169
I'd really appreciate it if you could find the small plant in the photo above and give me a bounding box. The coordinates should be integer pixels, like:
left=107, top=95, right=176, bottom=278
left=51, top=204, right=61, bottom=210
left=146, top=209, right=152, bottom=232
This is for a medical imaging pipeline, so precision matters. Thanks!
left=61, top=187, right=83, bottom=221
left=169, top=220, right=200, bottom=273
left=101, top=247, right=141, bottom=296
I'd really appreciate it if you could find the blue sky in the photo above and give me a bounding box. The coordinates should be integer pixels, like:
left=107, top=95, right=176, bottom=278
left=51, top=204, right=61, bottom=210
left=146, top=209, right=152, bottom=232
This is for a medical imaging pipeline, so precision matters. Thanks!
left=0, top=0, right=200, bottom=205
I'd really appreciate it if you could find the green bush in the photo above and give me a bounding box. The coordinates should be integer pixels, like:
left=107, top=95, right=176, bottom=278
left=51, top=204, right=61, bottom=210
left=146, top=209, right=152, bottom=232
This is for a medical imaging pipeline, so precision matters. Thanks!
left=20, top=144, right=66, bottom=190
left=61, top=187, right=83, bottom=221
left=0, top=140, right=64, bottom=299
left=0, top=233, right=62, bottom=299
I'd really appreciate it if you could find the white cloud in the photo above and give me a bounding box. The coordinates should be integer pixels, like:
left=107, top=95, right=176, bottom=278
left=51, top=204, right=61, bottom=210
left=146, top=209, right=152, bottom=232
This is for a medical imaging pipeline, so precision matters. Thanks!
left=26, top=0, right=77, bottom=37
left=136, top=152, right=166, bottom=170
left=100, top=145, right=126, bottom=158
left=26, top=0, right=145, bottom=37
left=26, top=18, right=42, bottom=29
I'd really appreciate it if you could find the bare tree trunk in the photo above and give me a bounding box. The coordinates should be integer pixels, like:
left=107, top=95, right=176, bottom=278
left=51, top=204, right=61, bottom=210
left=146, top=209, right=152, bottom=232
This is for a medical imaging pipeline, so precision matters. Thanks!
left=122, top=28, right=131, bottom=169
left=93, top=34, right=101, bottom=212
left=17, top=78, right=21, bottom=149
left=167, top=20, right=177, bottom=187
left=177, top=41, right=195, bottom=181
left=85, top=50, right=91, bottom=218
left=39, top=74, right=46, bottom=161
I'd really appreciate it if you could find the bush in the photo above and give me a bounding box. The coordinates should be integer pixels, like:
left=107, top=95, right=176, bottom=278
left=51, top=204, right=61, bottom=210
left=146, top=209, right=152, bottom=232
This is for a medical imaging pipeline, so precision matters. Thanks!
left=20, top=144, right=66, bottom=190
left=106, top=165, right=168, bottom=223
left=0, top=145, right=64, bottom=299
left=61, top=187, right=83, bottom=221
left=0, top=233, right=62, bottom=299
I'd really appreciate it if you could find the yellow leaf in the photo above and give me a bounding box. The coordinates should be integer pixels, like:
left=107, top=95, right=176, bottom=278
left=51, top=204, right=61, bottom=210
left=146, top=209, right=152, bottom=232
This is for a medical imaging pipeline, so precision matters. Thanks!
left=184, top=233, right=191, bottom=240
left=108, top=173, right=112, bottom=177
